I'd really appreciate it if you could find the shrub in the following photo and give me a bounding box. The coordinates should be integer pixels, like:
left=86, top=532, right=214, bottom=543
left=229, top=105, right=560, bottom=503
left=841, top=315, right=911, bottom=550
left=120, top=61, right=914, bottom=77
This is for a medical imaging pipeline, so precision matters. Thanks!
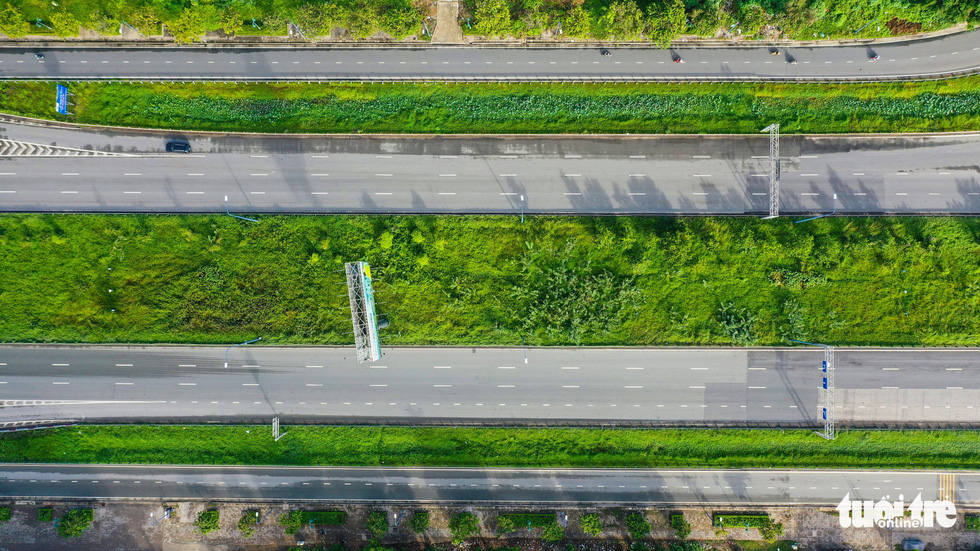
left=279, top=510, right=303, bottom=535
left=366, top=510, right=389, bottom=538
left=449, top=512, right=480, bottom=545
left=625, top=513, right=650, bottom=539
left=195, top=510, right=220, bottom=535
left=542, top=521, right=564, bottom=542
left=580, top=513, right=602, bottom=536
left=670, top=513, right=691, bottom=539
left=38, top=508, right=52, bottom=522
left=0, top=507, right=9, bottom=522
left=759, top=520, right=784, bottom=543
left=967, top=513, right=980, bottom=531
left=304, top=511, right=345, bottom=525
left=57, top=509, right=93, bottom=538
left=496, top=514, right=516, bottom=535
left=409, top=511, right=430, bottom=533
left=238, top=510, right=258, bottom=538
left=279, top=510, right=345, bottom=534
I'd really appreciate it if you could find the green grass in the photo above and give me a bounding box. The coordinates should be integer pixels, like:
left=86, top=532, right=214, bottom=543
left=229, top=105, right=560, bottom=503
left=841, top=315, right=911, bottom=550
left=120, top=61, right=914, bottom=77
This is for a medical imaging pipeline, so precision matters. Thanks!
left=304, top=511, right=345, bottom=525
left=499, top=513, right=556, bottom=528
left=714, top=514, right=770, bottom=529
left=3, top=214, right=980, bottom=347
left=3, top=79, right=980, bottom=135
left=2, top=426, right=980, bottom=470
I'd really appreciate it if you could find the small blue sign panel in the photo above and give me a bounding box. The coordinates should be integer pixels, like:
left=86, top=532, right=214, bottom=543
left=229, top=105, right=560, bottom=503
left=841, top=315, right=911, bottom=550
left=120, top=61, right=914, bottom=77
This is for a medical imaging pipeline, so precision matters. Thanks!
left=822, top=377, right=828, bottom=389
left=822, top=408, right=827, bottom=420
left=56, top=84, right=68, bottom=115
left=822, top=360, right=828, bottom=372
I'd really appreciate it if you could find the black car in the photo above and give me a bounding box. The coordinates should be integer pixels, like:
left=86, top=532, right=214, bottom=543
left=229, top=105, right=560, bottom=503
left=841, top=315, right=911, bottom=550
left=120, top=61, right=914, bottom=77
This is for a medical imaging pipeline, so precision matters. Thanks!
left=166, top=141, right=191, bottom=153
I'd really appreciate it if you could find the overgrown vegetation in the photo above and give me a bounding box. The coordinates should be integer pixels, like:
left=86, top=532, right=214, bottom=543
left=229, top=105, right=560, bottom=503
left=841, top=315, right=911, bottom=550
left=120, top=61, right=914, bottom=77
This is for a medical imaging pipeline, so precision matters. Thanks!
left=38, top=508, right=52, bottom=522
left=410, top=511, right=430, bottom=533
left=714, top=514, right=783, bottom=543
left=3, top=426, right=980, bottom=470
left=5, top=79, right=980, bottom=135
left=3, top=214, right=980, bottom=347
left=966, top=514, right=980, bottom=531
left=0, top=0, right=974, bottom=43
left=366, top=511, right=389, bottom=538
left=580, top=513, right=603, bottom=536
left=497, top=513, right=562, bottom=541
left=238, top=510, right=259, bottom=538
left=626, top=513, right=651, bottom=539
left=195, top=510, right=220, bottom=535
left=57, top=509, right=93, bottom=538
left=449, top=512, right=480, bottom=545
left=671, top=513, right=691, bottom=540
left=0, top=507, right=9, bottom=523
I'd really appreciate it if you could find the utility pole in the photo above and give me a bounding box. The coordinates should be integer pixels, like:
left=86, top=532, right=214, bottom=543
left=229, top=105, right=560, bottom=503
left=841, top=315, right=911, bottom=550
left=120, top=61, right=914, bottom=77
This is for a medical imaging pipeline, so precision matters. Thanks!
left=761, top=124, right=780, bottom=219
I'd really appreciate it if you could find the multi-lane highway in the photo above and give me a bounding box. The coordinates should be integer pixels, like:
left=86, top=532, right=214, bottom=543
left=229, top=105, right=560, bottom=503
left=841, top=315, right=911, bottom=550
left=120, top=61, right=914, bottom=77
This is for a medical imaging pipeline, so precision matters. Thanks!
left=1, top=28, right=979, bottom=81
left=1, top=118, right=979, bottom=215
left=2, top=345, right=978, bottom=427
left=0, top=464, right=968, bottom=506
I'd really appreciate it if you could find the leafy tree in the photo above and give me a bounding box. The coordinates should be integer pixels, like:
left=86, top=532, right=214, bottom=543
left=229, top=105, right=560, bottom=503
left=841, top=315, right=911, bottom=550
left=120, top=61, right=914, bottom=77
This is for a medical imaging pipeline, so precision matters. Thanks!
left=670, top=514, right=691, bottom=539
left=0, top=507, right=9, bottom=522
left=87, top=10, right=119, bottom=35
left=0, top=3, right=29, bottom=38
left=496, top=514, right=516, bottom=535
left=625, top=513, right=650, bottom=540
left=39, top=508, right=53, bottom=522
left=366, top=510, right=389, bottom=538
left=542, top=520, right=564, bottom=542
left=449, top=512, right=480, bottom=545
left=474, top=0, right=513, bottom=36
left=279, top=510, right=303, bottom=535
left=57, top=509, right=94, bottom=538
left=166, top=4, right=217, bottom=43
left=409, top=511, right=430, bottom=533
left=195, top=510, right=220, bottom=535
left=737, top=3, right=768, bottom=36
left=646, top=0, right=685, bottom=48
left=579, top=513, right=602, bottom=536
left=603, top=0, right=644, bottom=40
left=50, top=12, right=80, bottom=37
left=218, top=8, right=244, bottom=34
left=238, top=510, right=258, bottom=538
left=127, top=5, right=161, bottom=35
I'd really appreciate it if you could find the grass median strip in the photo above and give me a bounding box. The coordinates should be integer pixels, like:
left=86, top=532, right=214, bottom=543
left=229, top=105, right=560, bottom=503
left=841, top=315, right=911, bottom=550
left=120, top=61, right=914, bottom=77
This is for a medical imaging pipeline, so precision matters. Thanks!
left=2, top=214, right=980, bottom=346
left=1, top=426, right=980, bottom=469
left=2, top=79, right=980, bottom=135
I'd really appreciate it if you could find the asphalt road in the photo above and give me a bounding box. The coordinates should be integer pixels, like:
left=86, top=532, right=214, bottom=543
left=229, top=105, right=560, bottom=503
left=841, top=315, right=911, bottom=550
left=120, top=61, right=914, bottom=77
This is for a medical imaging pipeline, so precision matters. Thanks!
left=2, top=345, right=979, bottom=427
left=1, top=29, right=979, bottom=81
left=2, top=120, right=979, bottom=215
left=0, top=464, right=969, bottom=506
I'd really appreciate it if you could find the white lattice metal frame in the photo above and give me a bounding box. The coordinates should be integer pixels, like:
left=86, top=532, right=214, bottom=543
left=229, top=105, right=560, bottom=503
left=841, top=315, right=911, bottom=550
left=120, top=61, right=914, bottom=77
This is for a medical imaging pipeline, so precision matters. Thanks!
left=761, top=124, right=780, bottom=219
left=345, top=261, right=382, bottom=363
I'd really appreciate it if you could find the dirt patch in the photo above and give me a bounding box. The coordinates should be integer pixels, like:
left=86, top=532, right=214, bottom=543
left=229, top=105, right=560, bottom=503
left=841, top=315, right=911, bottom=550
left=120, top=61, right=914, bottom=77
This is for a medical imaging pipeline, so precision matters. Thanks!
left=886, top=18, right=923, bottom=36
left=0, top=500, right=978, bottom=550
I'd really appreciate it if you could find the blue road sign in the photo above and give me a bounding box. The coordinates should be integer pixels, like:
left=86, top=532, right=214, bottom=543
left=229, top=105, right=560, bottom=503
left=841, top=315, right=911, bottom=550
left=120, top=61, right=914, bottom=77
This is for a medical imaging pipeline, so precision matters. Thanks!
left=56, top=84, right=68, bottom=115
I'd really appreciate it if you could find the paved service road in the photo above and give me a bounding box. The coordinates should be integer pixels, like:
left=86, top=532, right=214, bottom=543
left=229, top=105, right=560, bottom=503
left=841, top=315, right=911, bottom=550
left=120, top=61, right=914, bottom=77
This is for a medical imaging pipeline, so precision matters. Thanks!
left=1, top=120, right=979, bottom=215
left=2, top=345, right=979, bottom=427
left=0, top=464, right=971, bottom=506
left=1, top=29, right=979, bottom=81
